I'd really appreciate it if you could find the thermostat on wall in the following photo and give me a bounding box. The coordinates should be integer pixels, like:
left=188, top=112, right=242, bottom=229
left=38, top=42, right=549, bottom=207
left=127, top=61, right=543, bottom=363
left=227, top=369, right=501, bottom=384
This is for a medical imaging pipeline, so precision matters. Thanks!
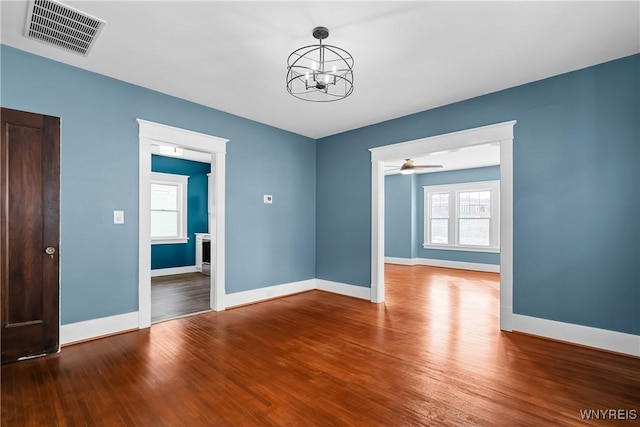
left=264, top=195, right=273, bottom=204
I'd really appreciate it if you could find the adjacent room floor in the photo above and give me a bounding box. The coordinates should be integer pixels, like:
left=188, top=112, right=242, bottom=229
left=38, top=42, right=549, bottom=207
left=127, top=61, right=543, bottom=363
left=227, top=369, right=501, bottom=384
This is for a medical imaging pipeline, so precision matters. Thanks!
left=2, top=265, right=638, bottom=426
left=151, top=272, right=211, bottom=323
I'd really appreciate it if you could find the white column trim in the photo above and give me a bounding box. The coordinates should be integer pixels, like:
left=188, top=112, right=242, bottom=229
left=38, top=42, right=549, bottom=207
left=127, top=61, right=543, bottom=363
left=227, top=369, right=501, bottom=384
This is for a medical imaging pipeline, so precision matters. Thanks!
left=371, top=159, right=385, bottom=303
left=138, top=119, right=228, bottom=329
left=211, top=151, right=226, bottom=311
left=138, top=134, right=152, bottom=328
left=499, top=136, right=514, bottom=331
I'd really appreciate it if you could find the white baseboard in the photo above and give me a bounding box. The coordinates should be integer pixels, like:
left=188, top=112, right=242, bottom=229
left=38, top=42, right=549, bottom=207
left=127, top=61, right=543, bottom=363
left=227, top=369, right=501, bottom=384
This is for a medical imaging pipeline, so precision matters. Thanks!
left=415, top=258, right=500, bottom=273
left=151, top=265, right=198, bottom=277
left=512, top=314, right=640, bottom=357
left=60, top=311, right=139, bottom=346
left=384, top=257, right=499, bottom=273
left=225, top=279, right=316, bottom=308
left=225, top=278, right=370, bottom=309
left=384, top=257, right=416, bottom=266
left=59, top=281, right=638, bottom=358
left=58, top=278, right=366, bottom=346
left=315, top=279, right=371, bottom=300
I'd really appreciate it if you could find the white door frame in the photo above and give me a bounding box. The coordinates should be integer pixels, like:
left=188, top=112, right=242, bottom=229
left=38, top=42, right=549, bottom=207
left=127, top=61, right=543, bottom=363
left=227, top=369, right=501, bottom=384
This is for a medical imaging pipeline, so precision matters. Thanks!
left=369, top=120, right=516, bottom=331
left=137, top=119, right=228, bottom=328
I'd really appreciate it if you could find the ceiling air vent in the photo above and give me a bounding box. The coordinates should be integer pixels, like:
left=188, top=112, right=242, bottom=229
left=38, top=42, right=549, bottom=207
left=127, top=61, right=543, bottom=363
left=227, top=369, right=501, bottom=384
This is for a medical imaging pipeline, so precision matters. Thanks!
left=24, top=0, right=105, bottom=56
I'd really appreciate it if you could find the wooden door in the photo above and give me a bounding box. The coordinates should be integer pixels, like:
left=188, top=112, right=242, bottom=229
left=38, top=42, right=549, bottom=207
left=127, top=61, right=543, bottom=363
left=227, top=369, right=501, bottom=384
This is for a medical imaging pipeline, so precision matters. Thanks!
left=1, top=108, right=60, bottom=364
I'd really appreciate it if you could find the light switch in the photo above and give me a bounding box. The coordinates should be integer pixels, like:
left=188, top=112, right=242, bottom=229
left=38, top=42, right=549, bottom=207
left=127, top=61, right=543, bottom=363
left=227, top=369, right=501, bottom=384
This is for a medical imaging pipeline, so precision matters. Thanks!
left=113, top=210, right=125, bottom=224
left=264, top=195, right=273, bottom=204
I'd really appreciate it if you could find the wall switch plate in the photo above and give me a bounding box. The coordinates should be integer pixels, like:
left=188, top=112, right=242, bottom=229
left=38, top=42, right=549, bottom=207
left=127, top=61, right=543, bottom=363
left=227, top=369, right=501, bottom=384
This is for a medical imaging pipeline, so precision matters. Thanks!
left=263, top=195, right=273, bottom=204
left=113, top=210, right=125, bottom=224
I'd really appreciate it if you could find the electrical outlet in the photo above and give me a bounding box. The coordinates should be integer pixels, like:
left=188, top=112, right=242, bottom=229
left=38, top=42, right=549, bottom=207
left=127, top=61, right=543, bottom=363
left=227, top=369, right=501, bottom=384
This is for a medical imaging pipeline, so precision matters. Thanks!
left=264, top=195, right=273, bottom=204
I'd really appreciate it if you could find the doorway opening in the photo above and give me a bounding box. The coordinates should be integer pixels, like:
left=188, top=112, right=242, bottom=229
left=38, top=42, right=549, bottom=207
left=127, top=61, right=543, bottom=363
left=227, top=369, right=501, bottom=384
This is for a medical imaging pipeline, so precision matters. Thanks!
left=137, top=119, right=228, bottom=329
left=369, top=121, right=515, bottom=331
left=149, top=148, right=212, bottom=323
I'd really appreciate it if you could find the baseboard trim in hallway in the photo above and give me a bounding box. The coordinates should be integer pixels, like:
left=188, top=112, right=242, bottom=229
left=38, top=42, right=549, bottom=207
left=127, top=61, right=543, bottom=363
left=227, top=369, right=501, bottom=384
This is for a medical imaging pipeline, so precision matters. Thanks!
left=384, top=257, right=500, bottom=273
left=150, top=265, right=198, bottom=277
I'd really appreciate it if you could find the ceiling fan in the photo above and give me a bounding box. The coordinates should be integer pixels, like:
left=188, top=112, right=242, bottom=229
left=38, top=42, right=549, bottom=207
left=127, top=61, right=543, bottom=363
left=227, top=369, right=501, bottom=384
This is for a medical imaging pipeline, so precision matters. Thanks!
left=386, top=159, right=443, bottom=175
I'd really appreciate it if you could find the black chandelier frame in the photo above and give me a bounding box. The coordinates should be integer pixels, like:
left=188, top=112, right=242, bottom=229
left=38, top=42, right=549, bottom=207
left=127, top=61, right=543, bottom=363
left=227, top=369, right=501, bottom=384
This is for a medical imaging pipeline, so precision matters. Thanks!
left=286, top=27, right=354, bottom=102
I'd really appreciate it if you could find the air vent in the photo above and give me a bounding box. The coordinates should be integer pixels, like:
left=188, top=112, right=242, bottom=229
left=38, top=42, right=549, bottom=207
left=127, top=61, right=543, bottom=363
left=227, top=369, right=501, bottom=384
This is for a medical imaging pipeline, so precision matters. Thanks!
left=24, top=0, right=105, bottom=56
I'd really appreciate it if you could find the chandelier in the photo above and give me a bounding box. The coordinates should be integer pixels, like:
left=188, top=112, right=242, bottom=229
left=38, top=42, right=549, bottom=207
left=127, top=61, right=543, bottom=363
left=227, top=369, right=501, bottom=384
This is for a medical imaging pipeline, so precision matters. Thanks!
left=286, top=26, right=354, bottom=102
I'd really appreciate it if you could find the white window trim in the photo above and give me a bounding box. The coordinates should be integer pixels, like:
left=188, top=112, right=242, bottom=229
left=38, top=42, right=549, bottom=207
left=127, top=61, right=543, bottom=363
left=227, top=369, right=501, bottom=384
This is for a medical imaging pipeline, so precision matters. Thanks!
left=423, top=180, right=500, bottom=253
left=150, top=171, right=189, bottom=245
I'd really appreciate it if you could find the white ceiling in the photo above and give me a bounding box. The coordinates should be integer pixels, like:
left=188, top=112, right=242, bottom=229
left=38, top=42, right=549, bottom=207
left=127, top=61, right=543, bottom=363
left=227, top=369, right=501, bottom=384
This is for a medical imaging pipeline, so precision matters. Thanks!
left=1, top=1, right=639, bottom=139
left=384, top=143, right=500, bottom=175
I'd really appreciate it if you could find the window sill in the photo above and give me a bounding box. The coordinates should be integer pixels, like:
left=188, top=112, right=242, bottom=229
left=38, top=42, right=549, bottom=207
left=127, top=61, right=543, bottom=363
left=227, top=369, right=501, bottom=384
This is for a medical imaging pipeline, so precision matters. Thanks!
left=152, top=238, right=189, bottom=245
left=423, top=244, right=499, bottom=253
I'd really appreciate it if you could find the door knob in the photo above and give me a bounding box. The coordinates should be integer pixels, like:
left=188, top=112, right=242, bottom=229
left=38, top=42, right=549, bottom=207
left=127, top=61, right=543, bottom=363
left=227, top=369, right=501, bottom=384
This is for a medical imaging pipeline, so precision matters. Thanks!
left=45, top=247, right=56, bottom=259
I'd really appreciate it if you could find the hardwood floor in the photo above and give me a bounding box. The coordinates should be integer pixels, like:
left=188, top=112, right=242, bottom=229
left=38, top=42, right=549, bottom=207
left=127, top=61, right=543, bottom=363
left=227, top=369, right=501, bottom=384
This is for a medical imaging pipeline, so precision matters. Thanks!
left=151, top=273, right=211, bottom=323
left=2, top=265, right=638, bottom=426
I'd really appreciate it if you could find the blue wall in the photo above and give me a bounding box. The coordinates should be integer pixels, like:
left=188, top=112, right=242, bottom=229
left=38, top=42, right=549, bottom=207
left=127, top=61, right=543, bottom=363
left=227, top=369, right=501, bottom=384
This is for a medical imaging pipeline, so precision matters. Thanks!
left=384, top=174, right=414, bottom=259
left=1, top=45, right=316, bottom=324
left=2, top=44, right=638, bottom=336
left=385, top=166, right=501, bottom=264
left=417, top=166, right=501, bottom=265
left=317, top=54, right=639, bottom=335
left=151, top=155, right=210, bottom=269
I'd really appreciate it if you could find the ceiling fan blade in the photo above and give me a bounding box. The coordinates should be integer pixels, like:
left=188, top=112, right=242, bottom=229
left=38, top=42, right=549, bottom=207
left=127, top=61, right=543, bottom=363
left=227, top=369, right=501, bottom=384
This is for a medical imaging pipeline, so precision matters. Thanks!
left=412, top=165, right=443, bottom=169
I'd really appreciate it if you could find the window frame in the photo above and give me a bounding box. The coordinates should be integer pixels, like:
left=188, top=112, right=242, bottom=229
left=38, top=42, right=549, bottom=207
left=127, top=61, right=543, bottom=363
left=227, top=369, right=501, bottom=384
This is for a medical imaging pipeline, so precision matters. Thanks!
left=150, top=172, right=189, bottom=245
left=423, top=180, right=500, bottom=253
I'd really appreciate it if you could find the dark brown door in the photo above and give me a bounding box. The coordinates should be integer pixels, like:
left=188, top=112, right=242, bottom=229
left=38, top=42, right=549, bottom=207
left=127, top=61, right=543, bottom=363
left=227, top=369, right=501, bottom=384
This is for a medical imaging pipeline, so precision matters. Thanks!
left=1, top=108, right=60, bottom=364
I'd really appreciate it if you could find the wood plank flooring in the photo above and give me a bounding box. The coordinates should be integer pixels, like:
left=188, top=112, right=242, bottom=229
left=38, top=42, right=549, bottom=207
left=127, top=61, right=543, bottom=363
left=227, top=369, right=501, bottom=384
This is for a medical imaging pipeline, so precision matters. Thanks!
left=2, top=264, right=639, bottom=426
left=151, top=273, right=211, bottom=323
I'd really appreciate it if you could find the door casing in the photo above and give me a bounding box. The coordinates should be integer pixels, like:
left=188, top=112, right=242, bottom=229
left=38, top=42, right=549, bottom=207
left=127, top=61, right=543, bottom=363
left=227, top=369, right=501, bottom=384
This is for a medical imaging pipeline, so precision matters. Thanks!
left=369, top=120, right=515, bottom=331
left=137, top=119, right=228, bottom=328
